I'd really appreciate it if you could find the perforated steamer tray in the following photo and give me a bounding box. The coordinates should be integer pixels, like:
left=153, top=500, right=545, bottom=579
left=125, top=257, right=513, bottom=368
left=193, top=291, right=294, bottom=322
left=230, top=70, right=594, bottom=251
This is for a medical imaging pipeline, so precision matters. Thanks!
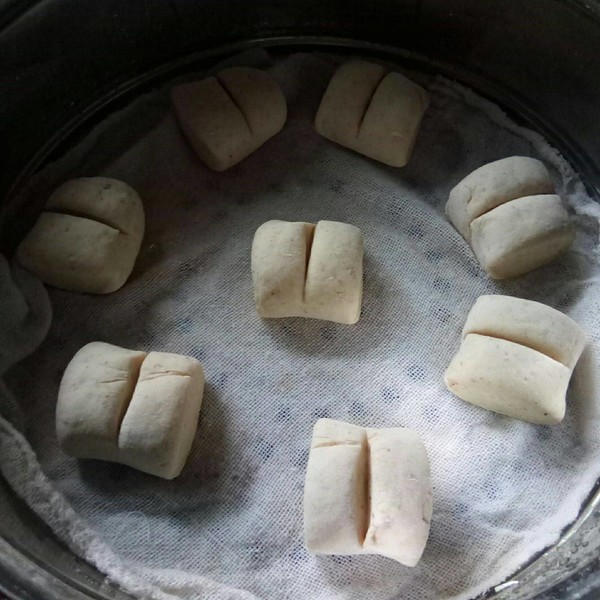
left=1, top=43, right=600, bottom=600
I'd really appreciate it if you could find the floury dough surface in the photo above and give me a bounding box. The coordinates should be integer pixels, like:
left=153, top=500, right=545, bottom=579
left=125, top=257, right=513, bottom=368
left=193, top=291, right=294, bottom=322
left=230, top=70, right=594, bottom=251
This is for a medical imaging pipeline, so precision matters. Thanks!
left=303, top=419, right=431, bottom=566
left=251, top=219, right=363, bottom=324
left=2, top=51, right=600, bottom=600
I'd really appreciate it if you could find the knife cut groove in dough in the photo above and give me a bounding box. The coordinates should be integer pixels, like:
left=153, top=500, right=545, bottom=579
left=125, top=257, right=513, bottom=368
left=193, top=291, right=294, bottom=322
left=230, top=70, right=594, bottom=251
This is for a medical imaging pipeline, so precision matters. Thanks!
left=312, top=440, right=363, bottom=448
left=215, top=74, right=254, bottom=135
left=301, top=224, right=316, bottom=301
left=356, top=70, right=387, bottom=136
left=98, top=378, right=134, bottom=385
left=115, top=355, right=144, bottom=431
left=43, top=208, right=123, bottom=235
left=140, top=370, right=193, bottom=380
left=359, top=435, right=371, bottom=545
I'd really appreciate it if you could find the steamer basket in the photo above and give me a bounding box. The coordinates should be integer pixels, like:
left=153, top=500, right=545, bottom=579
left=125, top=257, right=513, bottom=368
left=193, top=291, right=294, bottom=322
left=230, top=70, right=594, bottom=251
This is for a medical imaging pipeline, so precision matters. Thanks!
left=0, top=2, right=599, bottom=598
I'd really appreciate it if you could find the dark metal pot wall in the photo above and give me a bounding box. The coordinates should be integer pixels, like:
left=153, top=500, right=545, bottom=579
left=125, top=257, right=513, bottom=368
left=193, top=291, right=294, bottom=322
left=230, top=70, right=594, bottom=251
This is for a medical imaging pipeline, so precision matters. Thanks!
left=2, top=0, right=600, bottom=201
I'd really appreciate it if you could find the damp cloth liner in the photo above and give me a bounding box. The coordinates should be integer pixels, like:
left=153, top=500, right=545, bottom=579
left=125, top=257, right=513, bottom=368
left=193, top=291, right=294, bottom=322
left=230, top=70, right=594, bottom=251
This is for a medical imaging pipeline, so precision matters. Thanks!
left=1, top=50, right=600, bottom=600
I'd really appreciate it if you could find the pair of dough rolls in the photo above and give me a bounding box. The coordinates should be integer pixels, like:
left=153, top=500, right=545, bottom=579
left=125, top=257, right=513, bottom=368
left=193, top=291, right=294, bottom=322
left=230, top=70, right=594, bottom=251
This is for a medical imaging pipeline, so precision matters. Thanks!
left=56, top=342, right=204, bottom=479
left=171, top=67, right=287, bottom=171
left=17, top=178, right=145, bottom=294
left=304, top=419, right=432, bottom=567
left=173, top=59, right=427, bottom=171
left=251, top=220, right=364, bottom=324
left=445, top=157, right=574, bottom=278
left=315, top=60, right=429, bottom=167
left=444, top=295, right=585, bottom=424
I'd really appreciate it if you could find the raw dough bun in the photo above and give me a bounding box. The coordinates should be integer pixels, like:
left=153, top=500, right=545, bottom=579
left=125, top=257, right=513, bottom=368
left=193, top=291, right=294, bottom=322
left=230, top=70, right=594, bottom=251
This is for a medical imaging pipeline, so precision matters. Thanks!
left=363, top=427, right=432, bottom=567
left=445, top=156, right=554, bottom=241
left=17, top=177, right=144, bottom=294
left=56, top=342, right=147, bottom=460
left=251, top=220, right=315, bottom=319
left=251, top=220, right=363, bottom=324
left=462, top=295, right=586, bottom=369
left=315, top=60, right=429, bottom=167
left=118, top=352, right=204, bottom=479
left=304, top=419, right=367, bottom=555
left=445, top=295, right=584, bottom=423
left=171, top=67, right=287, bottom=171
left=470, top=194, right=574, bottom=279
left=303, top=418, right=432, bottom=566
left=56, top=344, right=204, bottom=479
left=444, top=334, right=570, bottom=424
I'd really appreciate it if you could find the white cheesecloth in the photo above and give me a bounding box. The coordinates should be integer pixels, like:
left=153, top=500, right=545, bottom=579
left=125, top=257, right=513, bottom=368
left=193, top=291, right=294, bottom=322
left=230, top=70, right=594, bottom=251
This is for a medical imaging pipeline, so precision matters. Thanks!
left=1, top=50, right=600, bottom=600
